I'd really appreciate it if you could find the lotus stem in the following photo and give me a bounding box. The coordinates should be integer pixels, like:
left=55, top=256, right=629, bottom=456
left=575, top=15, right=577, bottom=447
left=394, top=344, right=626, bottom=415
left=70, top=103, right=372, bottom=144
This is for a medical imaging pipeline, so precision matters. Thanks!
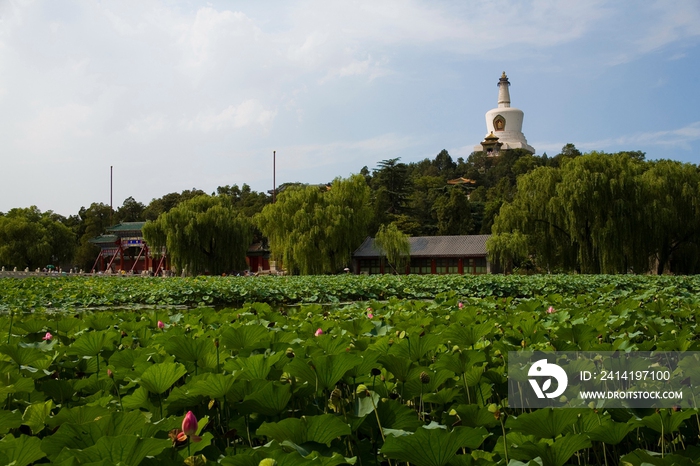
left=499, top=414, right=509, bottom=464
left=7, top=309, right=13, bottom=344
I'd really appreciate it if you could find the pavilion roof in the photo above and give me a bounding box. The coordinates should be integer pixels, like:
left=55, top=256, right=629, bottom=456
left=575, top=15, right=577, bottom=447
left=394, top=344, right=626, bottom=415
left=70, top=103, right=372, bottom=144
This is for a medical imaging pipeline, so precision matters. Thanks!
left=353, top=235, right=490, bottom=258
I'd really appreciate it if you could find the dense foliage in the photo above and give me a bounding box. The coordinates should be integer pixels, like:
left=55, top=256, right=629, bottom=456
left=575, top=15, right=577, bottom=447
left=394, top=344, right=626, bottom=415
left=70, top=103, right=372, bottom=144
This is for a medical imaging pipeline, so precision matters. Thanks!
left=142, top=196, right=253, bottom=276
left=2, top=274, right=700, bottom=309
left=489, top=154, right=700, bottom=274
left=0, top=207, right=75, bottom=270
left=374, top=223, right=411, bottom=274
left=255, top=175, right=373, bottom=275
left=1, top=277, right=700, bottom=465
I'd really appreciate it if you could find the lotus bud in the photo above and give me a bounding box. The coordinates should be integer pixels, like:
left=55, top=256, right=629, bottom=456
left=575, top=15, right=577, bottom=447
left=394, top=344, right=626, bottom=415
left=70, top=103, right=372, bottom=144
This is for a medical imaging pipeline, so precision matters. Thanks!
left=458, top=301, right=463, bottom=309
left=107, top=369, right=114, bottom=378
left=120, top=330, right=128, bottom=338
left=157, top=320, right=165, bottom=329
left=214, top=338, right=219, bottom=348
left=182, top=411, right=198, bottom=436
left=419, top=371, right=430, bottom=384
left=547, top=306, right=556, bottom=314
left=367, top=312, right=373, bottom=319
left=285, top=348, right=295, bottom=358
left=371, top=368, right=381, bottom=376
left=314, top=328, right=323, bottom=337
left=259, top=459, right=277, bottom=466
left=42, top=332, right=53, bottom=341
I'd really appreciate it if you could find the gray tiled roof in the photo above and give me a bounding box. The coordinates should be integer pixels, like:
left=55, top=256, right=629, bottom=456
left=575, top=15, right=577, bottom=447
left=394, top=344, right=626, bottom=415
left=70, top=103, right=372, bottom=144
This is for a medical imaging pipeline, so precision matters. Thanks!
left=353, top=235, right=490, bottom=258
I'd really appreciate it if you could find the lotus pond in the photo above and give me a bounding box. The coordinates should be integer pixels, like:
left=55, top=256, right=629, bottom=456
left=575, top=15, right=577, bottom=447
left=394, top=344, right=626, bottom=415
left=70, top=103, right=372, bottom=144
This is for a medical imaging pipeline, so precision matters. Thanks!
left=1, top=275, right=700, bottom=465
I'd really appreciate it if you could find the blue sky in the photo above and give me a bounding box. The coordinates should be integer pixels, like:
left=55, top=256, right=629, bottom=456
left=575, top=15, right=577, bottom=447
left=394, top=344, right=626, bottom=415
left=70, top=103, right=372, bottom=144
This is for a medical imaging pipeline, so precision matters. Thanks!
left=1, top=0, right=699, bottom=216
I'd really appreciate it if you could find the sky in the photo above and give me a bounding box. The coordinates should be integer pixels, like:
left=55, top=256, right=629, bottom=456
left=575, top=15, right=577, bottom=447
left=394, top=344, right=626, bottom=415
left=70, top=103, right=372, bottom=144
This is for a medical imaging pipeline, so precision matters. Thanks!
left=1, top=0, right=699, bottom=217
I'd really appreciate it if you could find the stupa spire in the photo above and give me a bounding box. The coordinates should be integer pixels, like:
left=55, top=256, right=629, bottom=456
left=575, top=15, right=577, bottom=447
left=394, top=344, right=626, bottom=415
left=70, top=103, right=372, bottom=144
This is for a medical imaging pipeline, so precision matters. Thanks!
left=498, top=71, right=511, bottom=108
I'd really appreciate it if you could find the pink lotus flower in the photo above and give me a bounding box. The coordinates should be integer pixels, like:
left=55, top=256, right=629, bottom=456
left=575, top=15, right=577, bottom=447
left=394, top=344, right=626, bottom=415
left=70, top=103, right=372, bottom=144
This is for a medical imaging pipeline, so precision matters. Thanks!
left=458, top=302, right=463, bottom=309
left=42, top=332, right=52, bottom=341
left=547, top=306, right=556, bottom=314
left=314, top=328, right=323, bottom=337
left=367, top=312, right=374, bottom=319
left=182, top=411, right=202, bottom=442
left=157, top=320, right=164, bottom=329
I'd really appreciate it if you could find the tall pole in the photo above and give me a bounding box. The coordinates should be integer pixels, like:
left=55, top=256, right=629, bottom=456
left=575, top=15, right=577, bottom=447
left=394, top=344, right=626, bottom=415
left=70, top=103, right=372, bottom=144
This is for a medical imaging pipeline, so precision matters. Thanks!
left=273, top=150, right=276, bottom=203
left=110, top=166, right=113, bottom=225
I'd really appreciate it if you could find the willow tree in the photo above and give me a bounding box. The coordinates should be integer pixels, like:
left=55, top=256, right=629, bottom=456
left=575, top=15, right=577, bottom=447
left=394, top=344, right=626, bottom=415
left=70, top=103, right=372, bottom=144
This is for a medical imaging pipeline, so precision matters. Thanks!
left=375, top=223, right=410, bottom=274
left=640, top=160, right=700, bottom=274
left=489, top=152, right=650, bottom=273
left=142, top=195, right=252, bottom=275
left=554, top=152, right=647, bottom=273
left=489, top=165, right=576, bottom=271
left=255, top=175, right=373, bottom=275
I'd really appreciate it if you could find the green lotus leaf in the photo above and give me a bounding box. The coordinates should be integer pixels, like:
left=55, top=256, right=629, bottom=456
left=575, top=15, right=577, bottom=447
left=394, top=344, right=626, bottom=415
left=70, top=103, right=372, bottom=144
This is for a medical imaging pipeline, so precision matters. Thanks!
left=165, top=334, right=214, bottom=363
left=0, top=409, right=23, bottom=435
left=339, top=318, right=374, bottom=336
left=228, top=352, right=284, bottom=381
left=587, top=419, right=634, bottom=445
left=68, top=330, right=118, bottom=358
left=358, top=398, right=423, bottom=433
left=53, top=434, right=170, bottom=466
left=14, top=319, right=48, bottom=334
left=221, top=325, right=270, bottom=352
left=243, top=380, right=292, bottom=416
left=0, top=344, right=46, bottom=366
left=0, top=434, right=47, bottom=466
left=139, top=362, right=187, bottom=394
left=345, top=351, right=380, bottom=380
left=381, top=426, right=490, bottom=466
left=444, top=322, right=493, bottom=349
left=378, top=354, right=413, bottom=383
left=510, top=434, right=592, bottom=466
left=389, top=334, right=441, bottom=363
left=41, top=411, right=148, bottom=461
left=451, top=404, right=499, bottom=428
left=433, top=350, right=486, bottom=376
left=618, top=448, right=696, bottom=466
left=506, top=408, right=583, bottom=440
left=633, top=409, right=695, bottom=434
left=310, top=353, right=361, bottom=391
left=258, top=414, right=351, bottom=446
left=187, top=372, right=237, bottom=399
left=46, top=404, right=110, bottom=429
left=22, top=399, right=53, bottom=435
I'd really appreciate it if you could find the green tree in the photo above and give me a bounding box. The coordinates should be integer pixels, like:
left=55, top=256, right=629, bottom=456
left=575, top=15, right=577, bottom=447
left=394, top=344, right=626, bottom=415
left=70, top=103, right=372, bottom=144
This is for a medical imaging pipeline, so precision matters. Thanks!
left=0, top=207, right=75, bottom=269
left=142, top=189, right=206, bottom=221
left=142, top=195, right=252, bottom=275
left=375, top=223, right=411, bottom=274
left=73, top=203, right=113, bottom=271
left=434, top=187, right=473, bottom=235
left=640, top=160, right=700, bottom=274
left=255, top=175, right=373, bottom=275
left=489, top=152, right=653, bottom=274
left=115, top=197, right=146, bottom=222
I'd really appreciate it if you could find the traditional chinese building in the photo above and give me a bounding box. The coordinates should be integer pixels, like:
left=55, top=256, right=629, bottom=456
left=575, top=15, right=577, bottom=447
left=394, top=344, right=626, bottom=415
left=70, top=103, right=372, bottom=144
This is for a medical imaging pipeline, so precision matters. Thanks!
left=89, top=222, right=271, bottom=275
left=352, top=235, right=493, bottom=275
left=89, top=222, right=169, bottom=274
left=474, top=72, right=535, bottom=156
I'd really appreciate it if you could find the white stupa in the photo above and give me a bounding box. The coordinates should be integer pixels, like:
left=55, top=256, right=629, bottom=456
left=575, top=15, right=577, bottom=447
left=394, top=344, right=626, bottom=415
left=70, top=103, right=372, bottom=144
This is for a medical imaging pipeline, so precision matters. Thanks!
left=474, top=72, right=535, bottom=155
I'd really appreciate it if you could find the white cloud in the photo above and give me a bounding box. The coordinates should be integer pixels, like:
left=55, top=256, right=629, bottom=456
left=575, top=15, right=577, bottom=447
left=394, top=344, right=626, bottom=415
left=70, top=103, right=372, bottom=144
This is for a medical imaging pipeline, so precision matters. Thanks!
left=16, top=103, right=93, bottom=153
left=182, top=100, right=277, bottom=132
